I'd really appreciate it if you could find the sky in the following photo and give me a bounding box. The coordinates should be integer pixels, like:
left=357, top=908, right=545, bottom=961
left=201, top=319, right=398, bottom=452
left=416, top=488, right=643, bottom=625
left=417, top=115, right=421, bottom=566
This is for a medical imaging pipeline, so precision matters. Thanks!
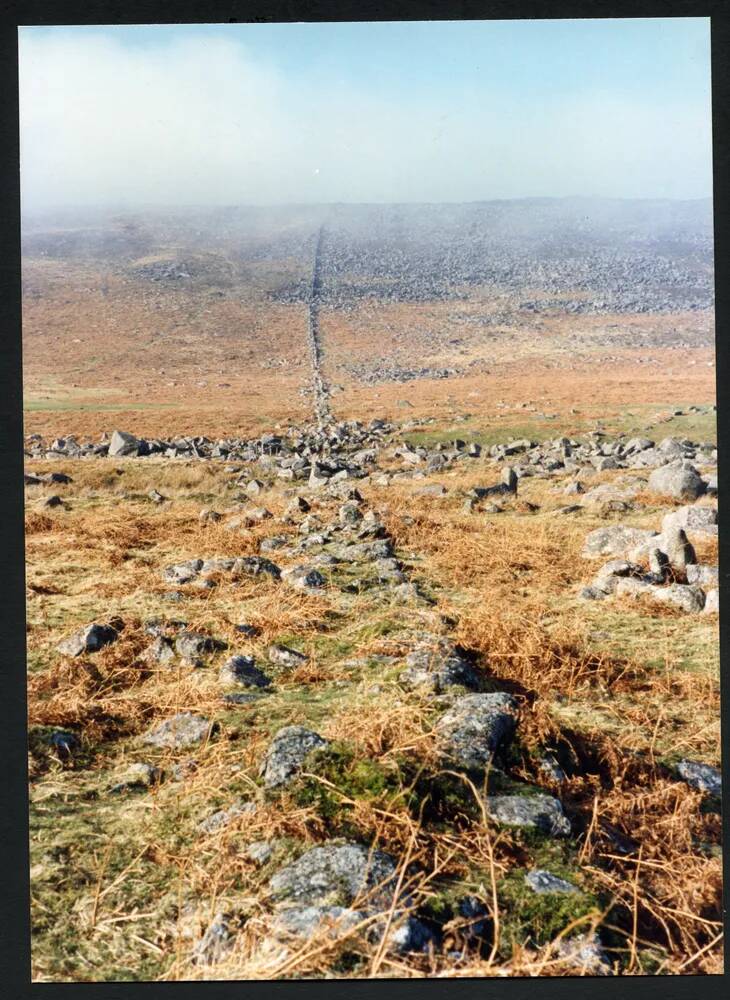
left=18, top=18, right=713, bottom=210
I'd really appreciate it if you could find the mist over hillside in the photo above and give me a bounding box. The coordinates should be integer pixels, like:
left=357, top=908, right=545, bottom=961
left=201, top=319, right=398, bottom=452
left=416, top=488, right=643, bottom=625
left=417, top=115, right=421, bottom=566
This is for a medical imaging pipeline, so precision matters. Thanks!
left=22, top=198, right=714, bottom=315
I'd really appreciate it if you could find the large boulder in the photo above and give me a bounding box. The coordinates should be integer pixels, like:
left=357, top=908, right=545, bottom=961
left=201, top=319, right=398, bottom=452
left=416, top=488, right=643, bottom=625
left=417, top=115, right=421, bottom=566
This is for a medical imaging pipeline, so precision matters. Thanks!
left=581, top=525, right=658, bottom=560
left=648, top=463, right=706, bottom=501
left=108, top=430, right=143, bottom=457
left=661, top=505, right=718, bottom=537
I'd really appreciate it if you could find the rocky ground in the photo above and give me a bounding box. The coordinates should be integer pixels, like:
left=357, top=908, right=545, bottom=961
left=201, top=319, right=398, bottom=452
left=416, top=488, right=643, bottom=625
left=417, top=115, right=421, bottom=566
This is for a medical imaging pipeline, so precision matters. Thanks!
left=26, top=414, right=721, bottom=981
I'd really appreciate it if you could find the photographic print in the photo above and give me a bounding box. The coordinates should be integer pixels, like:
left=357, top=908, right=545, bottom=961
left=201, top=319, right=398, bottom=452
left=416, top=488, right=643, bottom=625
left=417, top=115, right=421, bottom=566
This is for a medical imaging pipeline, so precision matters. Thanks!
left=19, top=17, right=721, bottom=981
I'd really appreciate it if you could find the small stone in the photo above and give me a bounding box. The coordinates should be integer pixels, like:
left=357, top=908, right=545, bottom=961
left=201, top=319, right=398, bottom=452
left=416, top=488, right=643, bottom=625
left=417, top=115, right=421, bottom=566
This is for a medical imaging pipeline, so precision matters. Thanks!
left=219, top=655, right=271, bottom=688
left=525, top=869, right=579, bottom=894
left=246, top=840, right=273, bottom=865
left=484, top=794, right=571, bottom=837
left=259, top=726, right=328, bottom=787
left=267, top=644, right=308, bottom=669
left=142, top=713, right=216, bottom=750
left=57, top=621, right=120, bottom=657
left=676, top=760, right=721, bottom=798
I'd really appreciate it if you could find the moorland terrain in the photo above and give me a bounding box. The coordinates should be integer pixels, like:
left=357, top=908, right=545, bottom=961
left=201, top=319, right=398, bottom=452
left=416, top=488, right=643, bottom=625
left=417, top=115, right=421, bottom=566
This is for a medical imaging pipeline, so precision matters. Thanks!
left=23, top=199, right=721, bottom=980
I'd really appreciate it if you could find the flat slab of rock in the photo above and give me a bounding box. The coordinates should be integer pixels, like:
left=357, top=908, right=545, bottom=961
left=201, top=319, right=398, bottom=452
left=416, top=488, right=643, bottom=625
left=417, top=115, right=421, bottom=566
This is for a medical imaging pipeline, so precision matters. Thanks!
left=57, top=621, right=119, bottom=657
left=142, top=713, right=216, bottom=750
left=260, top=726, right=328, bottom=787
left=582, top=525, right=658, bottom=560
left=484, top=794, right=571, bottom=837
left=437, top=692, right=517, bottom=768
left=615, top=578, right=705, bottom=613
left=269, top=842, right=398, bottom=908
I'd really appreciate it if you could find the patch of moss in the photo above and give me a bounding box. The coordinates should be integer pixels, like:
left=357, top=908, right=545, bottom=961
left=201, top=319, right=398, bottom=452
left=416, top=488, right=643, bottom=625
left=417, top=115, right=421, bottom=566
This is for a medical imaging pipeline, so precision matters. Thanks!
left=497, top=869, right=600, bottom=950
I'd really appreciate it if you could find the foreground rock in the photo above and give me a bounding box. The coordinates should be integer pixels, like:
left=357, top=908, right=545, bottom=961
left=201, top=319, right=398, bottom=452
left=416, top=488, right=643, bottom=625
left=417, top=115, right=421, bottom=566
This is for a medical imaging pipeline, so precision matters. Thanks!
left=260, top=726, right=328, bottom=787
left=56, top=621, right=120, bottom=657
left=399, top=636, right=483, bottom=693
left=437, top=692, right=517, bottom=768
left=484, top=794, right=571, bottom=837
left=675, top=760, right=722, bottom=798
left=269, top=842, right=399, bottom=909
left=648, top=463, right=706, bottom=500
left=142, top=713, right=216, bottom=749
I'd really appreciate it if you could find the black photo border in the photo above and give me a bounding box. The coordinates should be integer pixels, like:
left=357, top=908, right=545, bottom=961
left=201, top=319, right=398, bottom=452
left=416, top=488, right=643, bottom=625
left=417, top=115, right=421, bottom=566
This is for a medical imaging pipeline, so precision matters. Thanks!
left=1, top=2, right=727, bottom=997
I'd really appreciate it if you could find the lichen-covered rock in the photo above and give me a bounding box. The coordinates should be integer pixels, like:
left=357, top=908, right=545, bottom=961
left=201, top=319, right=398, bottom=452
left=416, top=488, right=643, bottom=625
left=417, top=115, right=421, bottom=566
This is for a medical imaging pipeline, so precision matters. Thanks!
left=142, top=713, right=216, bottom=750
left=174, top=631, right=226, bottom=664
left=56, top=621, right=120, bottom=657
left=686, top=564, right=719, bottom=587
left=661, top=504, right=718, bottom=536
left=233, top=555, right=281, bottom=580
left=581, top=525, right=658, bottom=560
left=484, top=794, right=571, bottom=837
left=260, top=726, right=328, bottom=787
left=437, top=692, right=517, bottom=768
left=219, top=655, right=271, bottom=688
left=399, top=636, right=483, bottom=694
left=270, top=904, right=364, bottom=942
left=269, top=842, right=399, bottom=909
left=648, top=463, right=706, bottom=500
left=676, top=760, right=722, bottom=798
left=281, top=564, right=327, bottom=590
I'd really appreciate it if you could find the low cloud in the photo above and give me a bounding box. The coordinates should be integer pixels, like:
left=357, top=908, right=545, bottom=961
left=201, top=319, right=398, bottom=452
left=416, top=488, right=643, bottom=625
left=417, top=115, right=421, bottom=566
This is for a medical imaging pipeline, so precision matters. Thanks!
left=18, top=28, right=713, bottom=209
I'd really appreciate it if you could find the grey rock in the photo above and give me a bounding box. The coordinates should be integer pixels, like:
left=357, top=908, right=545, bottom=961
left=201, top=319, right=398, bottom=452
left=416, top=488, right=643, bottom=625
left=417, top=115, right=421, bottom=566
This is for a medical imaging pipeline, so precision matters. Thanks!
left=144, top=635, right=176, bottom=665
left=234, top=556, right=281, bottom=580
left=685, top=563, right=718, bottom=587
left=163, top=559, right=204, bottom=584
left=661, top=504, right=717, bottom=536
left=108, top=430, right=142, bottom=457
left=260, top=726, right=328, bottom=787
left=676, top=760, right=721, bottom=798
left=554, top=933, right=612, bottom=975
left=484, top=794, right=571, bottom=837
left=281, top=564, right=327, bottom=590
left=437, top=692, right=517, bottom=768
left=582, top=525, right=658, bottom=559
left=525, top=869, right=579, bottom=894
left=660, top=526, right=696, bottom=571
left=175, top=631, right=225, bottom=664
left=219, top=655, right=271, bottom=688
left=57, top=621, right=119, bottom=657
left=648, top=463, right=706, bottom=500
left=142, top=713, right=216, bottom=749
left=269, top=842, right=399, bottom=909
left=270, top=905, right=364, bottom=942
left=247, top=840, right=274, bottom=865
left=267, top=644, right=308, bottom=669
left=400, top=636, right=483, bottom=694
left=702, top=588, right=719, bottom=614
left=192, top=913, right=234, bottom=966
